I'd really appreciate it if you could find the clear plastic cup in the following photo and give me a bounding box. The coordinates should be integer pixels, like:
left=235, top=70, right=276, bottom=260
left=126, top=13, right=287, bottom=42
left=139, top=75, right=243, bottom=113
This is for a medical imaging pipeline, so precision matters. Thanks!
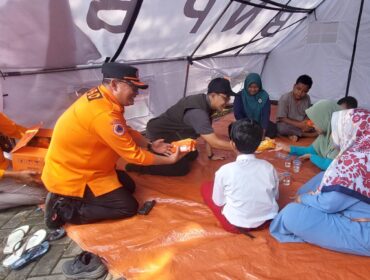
left=284, top=156, right=292, bottom=168
left=282, top=172, right=291, bottom=186
left=275, top=151, right=286, bottom=159
left=293, top=159, right=302, bottom=173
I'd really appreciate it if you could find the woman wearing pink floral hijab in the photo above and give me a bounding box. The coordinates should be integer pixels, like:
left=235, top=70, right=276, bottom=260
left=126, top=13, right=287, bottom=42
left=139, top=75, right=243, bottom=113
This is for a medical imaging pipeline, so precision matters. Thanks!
left=270, top=108, right=370, bottom=256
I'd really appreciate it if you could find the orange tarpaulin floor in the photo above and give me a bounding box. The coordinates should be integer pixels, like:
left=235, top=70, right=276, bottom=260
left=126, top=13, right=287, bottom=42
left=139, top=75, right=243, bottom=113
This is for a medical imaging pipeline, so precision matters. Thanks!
left=66, top=113, right=370, bottom=280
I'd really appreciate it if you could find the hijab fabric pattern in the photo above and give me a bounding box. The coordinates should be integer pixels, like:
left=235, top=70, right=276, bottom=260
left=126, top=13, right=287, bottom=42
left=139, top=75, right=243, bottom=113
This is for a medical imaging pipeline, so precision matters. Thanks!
left=241, top=73, right=268, bottom=124
left=305, top=100, right=341, bottom=159
left=319, top=109, right=370, bottom=202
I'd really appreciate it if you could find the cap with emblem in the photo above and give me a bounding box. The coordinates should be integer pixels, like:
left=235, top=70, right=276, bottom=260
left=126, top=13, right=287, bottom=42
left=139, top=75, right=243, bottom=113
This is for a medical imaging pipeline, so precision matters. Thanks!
left=102, top=62, right=148, bottom=89
left=207, top=78, right=236, bottom=96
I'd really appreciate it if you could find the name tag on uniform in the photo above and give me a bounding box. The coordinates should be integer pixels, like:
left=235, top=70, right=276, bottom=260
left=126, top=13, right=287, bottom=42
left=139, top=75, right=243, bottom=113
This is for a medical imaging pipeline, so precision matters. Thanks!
left=86, top=89, right=103, bottom=101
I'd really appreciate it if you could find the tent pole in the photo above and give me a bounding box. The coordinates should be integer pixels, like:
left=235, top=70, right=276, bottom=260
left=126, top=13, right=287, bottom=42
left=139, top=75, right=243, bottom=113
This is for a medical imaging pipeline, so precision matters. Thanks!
left=235, top=0, right=294, bottom=56
left=236, top=0, right=327, bottom=56
left=345, top=0, right=364, bottom=97
left=183, top=60, right=191, bottom=98
left=110, top=0, right=144, bottom=62
left=1, top=54, right=263, bottom=78
left=192, top=17, right=305, bottom=61
left=233, top=0, right=312, bottom=13
left=189, top=1, right=232, bottom=59
left=258, top=0, right=312, bottom=12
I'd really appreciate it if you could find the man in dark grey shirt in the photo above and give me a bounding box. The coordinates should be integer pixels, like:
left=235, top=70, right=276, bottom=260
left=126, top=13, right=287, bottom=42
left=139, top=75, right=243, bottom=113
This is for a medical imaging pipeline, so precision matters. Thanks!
left=277, top=75, right=317, bottom=141
left=126, top=78, right=235, bottom=176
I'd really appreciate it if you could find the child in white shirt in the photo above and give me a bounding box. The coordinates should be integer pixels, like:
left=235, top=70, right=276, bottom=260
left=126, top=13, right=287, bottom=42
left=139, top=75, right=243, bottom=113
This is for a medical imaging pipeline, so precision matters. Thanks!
left=201, top=119, right=279, bottom=234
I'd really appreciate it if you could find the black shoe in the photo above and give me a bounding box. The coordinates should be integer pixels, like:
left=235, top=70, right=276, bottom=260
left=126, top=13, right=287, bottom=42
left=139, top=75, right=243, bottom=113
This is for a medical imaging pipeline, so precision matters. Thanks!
left=62, top=251, right=107, bottom=279
left=47, top=228, right=67, bottom=241
left=44, top=192, right=66, bottom=230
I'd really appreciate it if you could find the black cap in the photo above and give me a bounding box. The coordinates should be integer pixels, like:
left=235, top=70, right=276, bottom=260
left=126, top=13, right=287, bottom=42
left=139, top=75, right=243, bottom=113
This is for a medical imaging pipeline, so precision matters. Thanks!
left=102, top=62, right=148, bottom=89
left=207, top=78, right=235, bottom=96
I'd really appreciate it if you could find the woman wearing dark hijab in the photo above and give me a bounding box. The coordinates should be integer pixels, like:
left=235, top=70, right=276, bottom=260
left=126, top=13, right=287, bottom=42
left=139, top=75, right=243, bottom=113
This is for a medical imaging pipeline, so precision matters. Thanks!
left=233, top=73, right=277, bottom=138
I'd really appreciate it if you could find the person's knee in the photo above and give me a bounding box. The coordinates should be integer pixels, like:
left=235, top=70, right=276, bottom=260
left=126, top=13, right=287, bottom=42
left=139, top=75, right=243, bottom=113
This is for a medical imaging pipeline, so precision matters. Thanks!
left=116, top=170, right=136, bottom=192
left=279, top=203, right=304, bottom=230
left=122, top=195, right=139, bottom=217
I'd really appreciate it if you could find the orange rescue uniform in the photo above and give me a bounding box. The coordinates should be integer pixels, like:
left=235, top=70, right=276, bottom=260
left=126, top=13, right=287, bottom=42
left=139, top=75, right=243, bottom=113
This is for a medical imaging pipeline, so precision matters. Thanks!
left=0, top=113, right=26, bottom=177
left=41, top=85, right=154, bottom=198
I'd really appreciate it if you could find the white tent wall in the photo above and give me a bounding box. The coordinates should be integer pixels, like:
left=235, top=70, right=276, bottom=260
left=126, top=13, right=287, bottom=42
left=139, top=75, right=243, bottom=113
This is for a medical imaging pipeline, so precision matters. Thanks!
left=262, top=0, right=370, bottom=109
left=346, top=0, right=370, bottom=109
left=0, top=60, right=188, bottom=131
left=0, top=0, right=322, bottom=69
left=0, top=54, right=263, bottom=131
left=127, top=60, right=189, bottom=131
left=0, top=0, right=101, bottom=70
left=186, top=54, right=266, bottom=95
left=2, top=0, right=368, bottom=132
left=0, top=68, right=102, bottom=128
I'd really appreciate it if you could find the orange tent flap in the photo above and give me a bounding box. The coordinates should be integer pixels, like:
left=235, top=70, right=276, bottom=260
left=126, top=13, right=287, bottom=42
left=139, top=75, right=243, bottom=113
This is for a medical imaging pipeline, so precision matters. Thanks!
left=66, top=114, right=370, bottom=280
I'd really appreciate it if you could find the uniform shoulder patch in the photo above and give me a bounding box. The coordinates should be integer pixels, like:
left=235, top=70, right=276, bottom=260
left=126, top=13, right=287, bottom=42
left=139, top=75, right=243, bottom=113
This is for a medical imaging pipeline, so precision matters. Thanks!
left=86, top=88, right=103, bottom=101
left=113, top=123, right=125, bottom=136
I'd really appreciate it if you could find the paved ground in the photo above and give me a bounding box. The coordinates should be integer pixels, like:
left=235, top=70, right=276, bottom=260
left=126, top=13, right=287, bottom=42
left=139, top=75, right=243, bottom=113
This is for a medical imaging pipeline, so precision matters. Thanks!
left=0, top=205, right=120, bottom=280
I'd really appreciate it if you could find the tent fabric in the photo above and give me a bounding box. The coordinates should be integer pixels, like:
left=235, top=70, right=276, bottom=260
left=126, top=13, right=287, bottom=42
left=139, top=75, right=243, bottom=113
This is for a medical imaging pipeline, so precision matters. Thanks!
left=0, top=1, right=369, bottom=277
left=263, top=0, right=370, bottom=108
left=1, top=0, right=369, bottom=129
left=66, top=113, right=370, bottom=280
left=1, top=55, right=265, bottom=131
left=0, top=0, right=322, bottom=69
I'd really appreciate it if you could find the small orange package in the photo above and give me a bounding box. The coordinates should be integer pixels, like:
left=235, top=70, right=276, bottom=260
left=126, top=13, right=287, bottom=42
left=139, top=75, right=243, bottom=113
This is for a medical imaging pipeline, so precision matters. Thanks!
left=171, top=138, right=197, bottom=153
left=256, top=137, right=276, bottom=153
left=306, top=120, right=314, bottom=127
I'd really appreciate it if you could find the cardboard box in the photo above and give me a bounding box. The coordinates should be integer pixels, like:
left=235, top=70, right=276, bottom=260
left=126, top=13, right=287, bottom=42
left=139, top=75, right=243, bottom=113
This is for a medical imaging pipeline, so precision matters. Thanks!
left=11, top=125, right=53, bottom=172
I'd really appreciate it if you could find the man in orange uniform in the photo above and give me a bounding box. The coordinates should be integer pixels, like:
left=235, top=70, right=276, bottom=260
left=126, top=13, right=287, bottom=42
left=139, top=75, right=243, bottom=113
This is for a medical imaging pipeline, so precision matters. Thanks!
left=0, top=113, right=46, bottom=210
left=42, top=62, right=184, bottom=228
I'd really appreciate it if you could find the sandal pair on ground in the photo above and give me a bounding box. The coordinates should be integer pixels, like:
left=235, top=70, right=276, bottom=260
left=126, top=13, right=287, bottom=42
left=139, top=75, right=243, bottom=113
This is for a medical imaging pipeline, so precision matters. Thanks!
left=1, top=225, right=63, bottom=270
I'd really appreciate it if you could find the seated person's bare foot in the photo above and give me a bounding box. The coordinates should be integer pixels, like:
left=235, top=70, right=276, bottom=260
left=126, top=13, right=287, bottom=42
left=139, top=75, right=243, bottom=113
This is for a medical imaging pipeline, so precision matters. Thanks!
left=288, top=135, right=299, bottom=142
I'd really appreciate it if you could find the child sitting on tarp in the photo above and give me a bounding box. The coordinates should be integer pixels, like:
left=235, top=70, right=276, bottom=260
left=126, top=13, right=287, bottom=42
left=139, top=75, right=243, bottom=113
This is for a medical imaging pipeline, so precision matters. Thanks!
left=201, top=119, right=279, bottom=234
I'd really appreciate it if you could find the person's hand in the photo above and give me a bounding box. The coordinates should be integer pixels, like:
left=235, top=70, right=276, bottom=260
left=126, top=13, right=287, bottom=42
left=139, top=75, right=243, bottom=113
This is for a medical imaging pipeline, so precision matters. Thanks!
left=14, top=170, right=42, bottom=185
left=275, top=142, right=290, bottom=153
left=151, top=139, right=172, bottom=156
left=299, top=154, right=311, bottom=161
left=288, top=135, right=299, bottom=142
left=167, top=146, right=188, bottom=163
left=297, top=121, right=311, bottom=132
left=307, top=190, right=319, bottom=195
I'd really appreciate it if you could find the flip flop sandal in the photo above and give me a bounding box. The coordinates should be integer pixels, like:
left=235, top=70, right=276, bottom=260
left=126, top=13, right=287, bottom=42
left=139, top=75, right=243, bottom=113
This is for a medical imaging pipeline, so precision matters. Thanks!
left=47, top=228, right=66, bottom=242
left=10, top=241, right=50, bottom=270
left=3, top=225, right=30, bottom=255
left=2, top=229, right=47, bottom=268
